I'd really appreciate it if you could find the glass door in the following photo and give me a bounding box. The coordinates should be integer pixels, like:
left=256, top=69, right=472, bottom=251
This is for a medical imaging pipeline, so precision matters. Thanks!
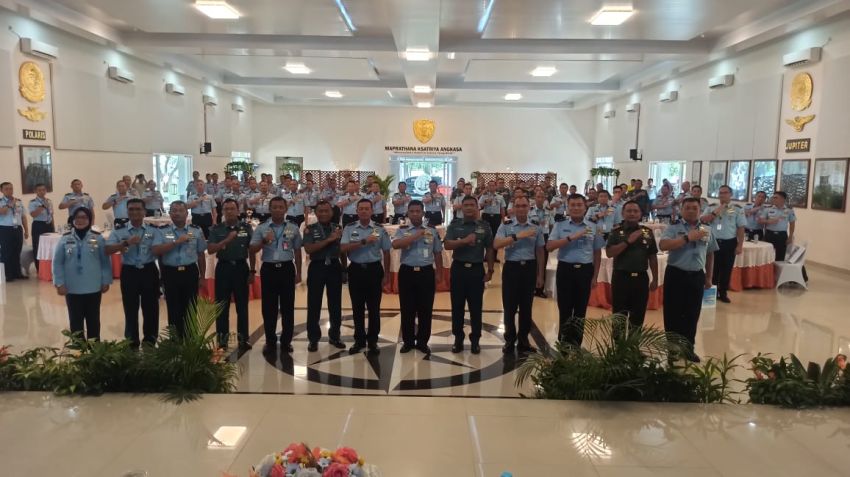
left=389, top=156, right=457, bottom=200
left=152, top=153, right=193, bottom=203
left=649, top=161, right=686, bottom=194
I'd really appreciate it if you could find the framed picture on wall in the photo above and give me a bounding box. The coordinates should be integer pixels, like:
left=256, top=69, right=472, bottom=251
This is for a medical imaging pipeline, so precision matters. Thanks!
left=691, top=161, right=702, bottom=185
left=780, top=159, right=810, bottom=208
left=812, top=158, right=849, bottom=212
left=19, top=145, right=53, bottom=194
left=728, top=160, right=751, bottom=201
left=707, top=161, right=728, bottom=199
left=751, top=160, right=777, bottom=200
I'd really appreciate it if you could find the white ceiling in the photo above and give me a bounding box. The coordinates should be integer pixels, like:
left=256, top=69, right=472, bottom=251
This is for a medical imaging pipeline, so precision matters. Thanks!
left=16, top=0, right=850, bottom=109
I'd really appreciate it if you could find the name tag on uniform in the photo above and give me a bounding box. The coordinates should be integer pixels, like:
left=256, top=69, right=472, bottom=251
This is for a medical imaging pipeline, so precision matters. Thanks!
left=716, top=224, right=722, bottom=231
left=238, top=231, right=248, bottom=237
left=422, top=247, right=430, bottom=258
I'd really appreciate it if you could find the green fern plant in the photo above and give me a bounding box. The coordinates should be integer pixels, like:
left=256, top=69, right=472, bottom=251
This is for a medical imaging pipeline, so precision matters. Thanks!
left=374, top=174, right=396, bottom=197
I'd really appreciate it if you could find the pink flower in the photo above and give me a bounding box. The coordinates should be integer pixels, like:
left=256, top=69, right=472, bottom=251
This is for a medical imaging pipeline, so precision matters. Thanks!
left=285, top=443, right=308, bottom=463
left=269, top=463, right=286, bottom=477
left=332, top=447, right=358, bottom=465
left=322, top=463, right=349, bottom=477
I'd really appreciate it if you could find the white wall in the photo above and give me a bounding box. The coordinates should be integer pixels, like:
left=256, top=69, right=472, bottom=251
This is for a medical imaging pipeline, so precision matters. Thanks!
left=0, top=7, right=249, bottom=216
left=594, top=15, right=850, bottom=271
left=252, top=104, right=596, bottom=186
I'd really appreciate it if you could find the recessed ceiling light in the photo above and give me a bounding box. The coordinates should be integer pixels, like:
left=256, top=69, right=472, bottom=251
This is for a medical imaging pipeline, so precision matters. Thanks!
left=387, top=90, right=394, bottom=98
left=193, top=0, right=241, bottom=19
left=403, top=48, right=433, bottom=62
left=283, top=62, right=311, bottom=74
left=334, top=0, right=357, bottom=32
left=207, top=426, right=247, bottom=448
left=413, top=85, right=433, bottom=94
left=416, top=101, right=432, bottom=108
left=504, top=93, right=522, bottom=101
left=590, top=7, right=635, bottom=26
left=446, top=52, right=456, bottom=60
left=530, top=66, right=557, bottom=77
left=324, top=90, right=343, bottom=98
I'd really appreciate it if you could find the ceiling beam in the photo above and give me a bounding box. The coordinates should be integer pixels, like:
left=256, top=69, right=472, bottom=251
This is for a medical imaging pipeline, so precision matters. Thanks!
left=440, top=38, right=712, bottom=56
left=438, top=78, right=620, bottom=92
left=121, top=32, right=398, bottom=52
left=222, top=75, right=407, bottom=88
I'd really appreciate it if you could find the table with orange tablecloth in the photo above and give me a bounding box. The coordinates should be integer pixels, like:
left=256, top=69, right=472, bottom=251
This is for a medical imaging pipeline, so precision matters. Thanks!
left=36, top=231, right=122, bottom=282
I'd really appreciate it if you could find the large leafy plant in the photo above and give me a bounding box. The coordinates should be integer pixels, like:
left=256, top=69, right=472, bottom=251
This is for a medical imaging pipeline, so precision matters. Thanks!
left=516, top=315, right=742, bottom=403
left=747, top=353, right=849, bottom=408
left=374, top=174, right=395, bottom=197
left=0, top=298, right=237, bottom=403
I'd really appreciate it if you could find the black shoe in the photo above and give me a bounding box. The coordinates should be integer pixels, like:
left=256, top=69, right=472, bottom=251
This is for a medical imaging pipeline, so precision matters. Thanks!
left=238, top=342, right=252, bottom=351
left=349, top=342, right=366, bottom=354
left=328, top=339, right=346, bottom=349
left=502, top=343, right=515, bottom=354
left=281, top=343, right=294, bottom=353
left=367, top=342, right=380, bottom=355
left=262, top=343, right=276, bottom=354
left=400, top=344, right=415, bottom=353
left=471, top=343, right=481, bottom=354
left=718, top=295, right=731, bottom=303
left=517, top=343, right=538, bottom=354
left=451, top=342, right=463, bottom=353
left=308, top=342, right=318, bottom=352
left=685, top=350, right=702, bottom=363
left=416, top=344, right=431, bottom=355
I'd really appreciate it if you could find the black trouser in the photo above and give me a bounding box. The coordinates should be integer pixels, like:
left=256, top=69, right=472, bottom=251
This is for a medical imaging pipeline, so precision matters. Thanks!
left=399, top=264, right=435, bottom=347
left=286, top=215, right=305, bottom=227
left=347, top=261, right=384, bottom=346
left=746, top=228, right=764, bottom=241
left=66, top=292, right=102, bottom=340
left=713, top=238, right=738, bottom=299
left=424, top=211, right=443, bottom=226
left=120, top=262, right=160, bottom=347
left=554, top=213, right=566, bottom=222
left=114, top=218, right=129, bottom=229
left=663, top=266, right=704, bottom=347
left=556, top=261, right=594, bottom=346
left=535, top=234, right=550, bottom=295
left=144, top=209, right=159, bottom=217
left=161, top=264, right=199, bottom=339
left=253, top=213, right=270, bottom=223
left=502, top=260, right=536, bottom=345
left=450, top=261, right=485, bottom=344
left=482, top=213, right=502, bottom=237
left=215, top=260, right=250, bottom=346
left=191, top=213, right=213, bottom=239
left=307, top=258, right=343, bottom=343
left=31, top=221, right=54, bottom=272
left=764, top=230, right=788, bottom=261
left=371, top=214, right=385, bottom=224
left=611, top=270, right=650, bottom=335
left=342, top=213, right=358, bottom=227
left=391, top=213, right=407, bottom=224
left=261, top=261, right=296, bottom=345
left=332, top=205, right=341, bottom=224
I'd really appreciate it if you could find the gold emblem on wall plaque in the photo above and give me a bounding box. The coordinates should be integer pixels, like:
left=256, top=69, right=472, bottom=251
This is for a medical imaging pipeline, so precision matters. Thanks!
left=413, top=119, right=435, bottom=144
left=18, top=106, right=47, bottom=122
left=790, top=72, right=813, bottom=111
left=19, top=61, right=46, bottom=103
left=785, top=114, right=815, bottom=132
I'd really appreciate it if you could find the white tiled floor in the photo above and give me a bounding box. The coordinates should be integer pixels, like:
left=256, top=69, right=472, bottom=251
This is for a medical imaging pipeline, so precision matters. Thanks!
left=2, top=263, right=850, bottom=475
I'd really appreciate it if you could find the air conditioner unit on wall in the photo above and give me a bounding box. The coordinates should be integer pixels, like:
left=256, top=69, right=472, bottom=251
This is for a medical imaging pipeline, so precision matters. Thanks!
left=659, top=90, right=678, bottom=103
left=626, top=103, right=640, bottom=113
left=165, top=83, right=185, bottom=95
left=783, top=47, right=822, bottom=67
left=603, top=109, right=615, bottom=119
left=203, top=94, right=218, bottom=106
left=232, top=103, right=246, bottom=112
left=20, top=38, right=58, bottom=60
left=708, top=74, right=734, bottom=89
left=107, top=66, right=134, bottom=83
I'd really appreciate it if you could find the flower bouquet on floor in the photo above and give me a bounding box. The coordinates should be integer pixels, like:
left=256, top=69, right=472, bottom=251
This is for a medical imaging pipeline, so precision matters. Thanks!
left=225, top=443, right=379, bottom=477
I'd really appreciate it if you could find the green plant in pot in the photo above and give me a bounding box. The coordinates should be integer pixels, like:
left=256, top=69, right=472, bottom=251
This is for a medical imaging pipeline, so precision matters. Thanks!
left=373, top=174, right=396, bottom=196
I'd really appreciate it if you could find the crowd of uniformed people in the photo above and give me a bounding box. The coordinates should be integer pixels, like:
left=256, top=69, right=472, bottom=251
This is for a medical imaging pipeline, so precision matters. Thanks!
left=0, top=170, right=799, bottom=362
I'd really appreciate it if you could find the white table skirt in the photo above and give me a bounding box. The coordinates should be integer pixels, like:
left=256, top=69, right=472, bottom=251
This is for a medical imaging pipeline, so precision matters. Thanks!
left=36, top=228, right=111, bottom=261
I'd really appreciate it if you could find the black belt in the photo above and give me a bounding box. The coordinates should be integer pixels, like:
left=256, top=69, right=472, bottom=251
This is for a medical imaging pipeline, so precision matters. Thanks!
left=310, top=257, right=340, bottom=263
left=351, top=261, right=381, bottom=268
left=505, top=259, right=536, bottom=266
left=122, top=262, right=156, bottom=270
left=400, top=264, right=433, bottom=272
left=667, top=265, right=704, bottom=276
left=765, top=230, right=786, bottom=234
left=559, top=261, right=591, bottom=269
left=286, top=214, right=305, bottom=219
left=193, top=213, right=212, bottom=217
left=482, top=213, right=500, bottom=217
left=613, top=269, right=646, bottom=277
left=218, top=259, right=247, bottom=265
left=716, top=238, right=736, bottom=242
left=453, top=260, right=482, bottom=268
left=163, top=263, right=198, bottom=272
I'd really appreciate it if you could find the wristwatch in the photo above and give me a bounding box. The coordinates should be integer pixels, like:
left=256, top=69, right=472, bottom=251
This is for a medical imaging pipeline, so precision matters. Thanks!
left=360, top=239, right=367, bottom=245
left=511, top=234, right=518, bottom=242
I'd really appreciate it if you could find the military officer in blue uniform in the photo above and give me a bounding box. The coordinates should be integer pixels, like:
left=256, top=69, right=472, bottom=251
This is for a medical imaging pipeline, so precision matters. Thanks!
left=422, top=180, right=446, bottom=226
left=302, top=179, right=319, bottom=211
left=493, top=196, right=545, bottom=355
left=547, top=194, right=605, bottom=346
left=452, top=183, right=474, bottom=221
left=531, top=189, right=553, bottom=297
left=444, top=195, right=495, bottom=354
left=479, top=180, right=507, bottom=237
left=28, top=183, right=54, bottom=272
left=392, top=200, right=444, bottom=354
left=152, top=201, right=207, bottom=339
left=340, top=199, right=392, bottom=355
left=365, top=181, right=386, bottom=224
left=660, top=197, right=719, bottom=362
left=207, top=199, right=256, bottom=349
left=187, top=179, right=218, bottom=238
left=303, top=201, right=347, bottom=351
left=59, top=179, right=95, bottom=224
left=102, top=180, right=135, bottom=228
left=247, top=180, right=274, bottom=223
left=142, top=180, right=165, bottom=217
left=759, top=191, right=796, bottom=262
left=320, top=176, right=341, bottom=224
left=391, top=182, right=412, bottom=224
left=250, top=197, right=303, bottom=354
left=651, top=184, right=675, bottom=222
left=105, top=198, right=163, bottom=348
left=282, top=180, right=307, bottom=226
left=744, top=190, right=768, bottom=241
left=52, top=207, right=112, bottom=341
left=336, top=180, right=362, bottom=227
left=0, top=182, right=28, bottom=281
left=700, top=185, right=746, bottom=303
left=586, top=190, right=618, bottom=240
left=548, top=183, right=570, bottom=222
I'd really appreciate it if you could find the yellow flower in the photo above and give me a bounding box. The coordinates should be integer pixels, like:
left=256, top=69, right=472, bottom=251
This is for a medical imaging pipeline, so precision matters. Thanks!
left=358, top=457, right=365, bottom=466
